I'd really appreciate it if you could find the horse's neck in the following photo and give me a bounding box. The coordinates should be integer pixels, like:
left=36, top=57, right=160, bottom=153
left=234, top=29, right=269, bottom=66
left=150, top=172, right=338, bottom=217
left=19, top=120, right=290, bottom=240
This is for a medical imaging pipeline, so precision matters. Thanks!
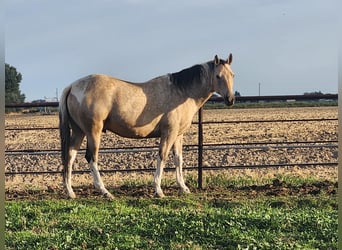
left=193, top=91, right=214, bottom=109
left=188, top=65, right=214, bottom=108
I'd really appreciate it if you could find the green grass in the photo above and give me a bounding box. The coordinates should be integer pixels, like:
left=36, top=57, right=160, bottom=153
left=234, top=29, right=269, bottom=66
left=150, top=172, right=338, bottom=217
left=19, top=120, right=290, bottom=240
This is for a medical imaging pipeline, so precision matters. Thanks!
left=186, top=171, right=331, bottom=189
left=6, top=191, right=337, bottom=249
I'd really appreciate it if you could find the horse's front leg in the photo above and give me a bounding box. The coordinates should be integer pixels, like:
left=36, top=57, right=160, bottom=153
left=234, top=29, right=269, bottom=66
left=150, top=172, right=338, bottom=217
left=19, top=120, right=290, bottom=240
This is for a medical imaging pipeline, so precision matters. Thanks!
left=154, top=155, right=166, bottom=198
left=154, top=132, right=176, bottom=198
left=173, top=135, right=190, bottom=194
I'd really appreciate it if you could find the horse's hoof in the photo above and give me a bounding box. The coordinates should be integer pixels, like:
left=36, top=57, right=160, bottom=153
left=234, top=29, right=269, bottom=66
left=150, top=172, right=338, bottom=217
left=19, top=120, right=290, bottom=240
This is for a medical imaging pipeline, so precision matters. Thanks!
left=104, top=192, right=114, bottom=200
left=154, top=192, right=165, bottom=198
left=179, top=185, right=191, bottom=194
left=182, top=188, right=191, bottom=194
left=67, top=192, right=76, bottom=199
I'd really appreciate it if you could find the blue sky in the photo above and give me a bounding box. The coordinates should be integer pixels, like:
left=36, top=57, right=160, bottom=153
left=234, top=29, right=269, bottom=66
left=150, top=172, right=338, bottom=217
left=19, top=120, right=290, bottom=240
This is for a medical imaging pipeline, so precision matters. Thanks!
left=5, top=0, right=338, bottom=101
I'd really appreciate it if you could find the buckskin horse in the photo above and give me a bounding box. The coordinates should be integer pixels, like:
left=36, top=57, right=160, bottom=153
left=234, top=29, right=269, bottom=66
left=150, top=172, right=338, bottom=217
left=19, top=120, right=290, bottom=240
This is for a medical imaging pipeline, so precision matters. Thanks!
left=59, top=54, right=235, bottom=198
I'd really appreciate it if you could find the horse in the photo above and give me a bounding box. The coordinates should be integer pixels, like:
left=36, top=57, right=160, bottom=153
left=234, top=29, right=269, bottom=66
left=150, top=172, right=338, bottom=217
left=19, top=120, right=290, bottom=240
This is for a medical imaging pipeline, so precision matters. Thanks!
left=59, top=54, right=235, bottom=199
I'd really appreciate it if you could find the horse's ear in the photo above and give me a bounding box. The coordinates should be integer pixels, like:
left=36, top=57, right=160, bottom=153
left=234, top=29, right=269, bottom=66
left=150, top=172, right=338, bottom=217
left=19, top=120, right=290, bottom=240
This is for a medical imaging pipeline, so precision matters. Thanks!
left=214, top=55, right=220, bottom=65
left=227, top=53, right=233, bottom=65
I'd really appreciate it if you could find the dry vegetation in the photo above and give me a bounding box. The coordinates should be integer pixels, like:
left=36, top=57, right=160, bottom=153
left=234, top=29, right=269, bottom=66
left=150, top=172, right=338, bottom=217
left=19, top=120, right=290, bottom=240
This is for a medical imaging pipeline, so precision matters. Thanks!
left=5, top=107, right=338, bottom=197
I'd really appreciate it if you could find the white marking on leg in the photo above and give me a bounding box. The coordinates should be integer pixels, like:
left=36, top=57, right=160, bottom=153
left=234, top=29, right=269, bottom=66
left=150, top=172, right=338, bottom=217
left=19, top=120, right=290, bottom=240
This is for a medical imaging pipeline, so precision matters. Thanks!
left=65, top=149, right=77, bottom=198
left=154, top=156, right=165, bottom=197
left=90, top=160, right=113, bottom=199
left=174, top=152, right=190, bottom=194
left=173, top=135, right=190, bottom=194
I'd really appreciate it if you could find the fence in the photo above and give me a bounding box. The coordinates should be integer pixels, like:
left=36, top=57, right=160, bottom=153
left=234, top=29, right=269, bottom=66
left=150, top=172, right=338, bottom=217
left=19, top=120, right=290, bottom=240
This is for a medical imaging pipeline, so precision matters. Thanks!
left=5, top=94, right=338, bottom=189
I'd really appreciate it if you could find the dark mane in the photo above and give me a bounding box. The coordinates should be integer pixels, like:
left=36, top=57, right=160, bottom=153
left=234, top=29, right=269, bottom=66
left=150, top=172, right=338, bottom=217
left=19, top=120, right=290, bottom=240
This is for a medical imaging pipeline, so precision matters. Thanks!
left=170, top=64, right=207, bottom=91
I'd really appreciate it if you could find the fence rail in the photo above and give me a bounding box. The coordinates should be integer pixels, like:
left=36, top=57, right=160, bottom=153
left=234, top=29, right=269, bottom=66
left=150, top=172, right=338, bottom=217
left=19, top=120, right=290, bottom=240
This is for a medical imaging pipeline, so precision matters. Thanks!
left=5, top=93, right=338, bottom=109
left=4, top=118, right=338, bottom=130
left=5, top=95, right=338, bottom=189
left=5, top=140, right=338, bottom=156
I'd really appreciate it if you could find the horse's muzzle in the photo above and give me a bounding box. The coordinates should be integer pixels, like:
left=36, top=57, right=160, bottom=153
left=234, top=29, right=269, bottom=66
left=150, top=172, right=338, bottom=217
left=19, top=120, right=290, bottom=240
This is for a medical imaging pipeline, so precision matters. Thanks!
left=224, top=95, right=235, bottom=106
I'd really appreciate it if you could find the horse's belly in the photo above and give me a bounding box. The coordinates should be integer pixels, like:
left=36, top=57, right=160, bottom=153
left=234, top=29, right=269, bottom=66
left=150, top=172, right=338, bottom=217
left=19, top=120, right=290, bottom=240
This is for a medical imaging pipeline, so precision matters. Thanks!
left=105, top=122, right=161, bottom=138
left=127, top=126, right=160, bottom=138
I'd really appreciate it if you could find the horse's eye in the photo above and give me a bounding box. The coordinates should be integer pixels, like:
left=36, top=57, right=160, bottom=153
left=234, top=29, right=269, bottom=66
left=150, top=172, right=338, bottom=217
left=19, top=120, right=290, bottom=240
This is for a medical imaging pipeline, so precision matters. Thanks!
left=216, top=75, right=221, bottom=79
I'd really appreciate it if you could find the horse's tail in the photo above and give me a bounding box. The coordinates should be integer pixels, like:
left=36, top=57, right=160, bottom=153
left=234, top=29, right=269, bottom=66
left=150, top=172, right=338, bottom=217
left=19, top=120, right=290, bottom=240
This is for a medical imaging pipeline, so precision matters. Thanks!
left=59, top=85, right=72, bottom=178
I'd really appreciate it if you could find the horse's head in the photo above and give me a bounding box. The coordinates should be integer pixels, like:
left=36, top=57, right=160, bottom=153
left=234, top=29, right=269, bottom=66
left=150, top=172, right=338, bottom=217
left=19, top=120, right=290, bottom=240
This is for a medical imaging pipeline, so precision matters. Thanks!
left=212, top=54, right=235, bottom=106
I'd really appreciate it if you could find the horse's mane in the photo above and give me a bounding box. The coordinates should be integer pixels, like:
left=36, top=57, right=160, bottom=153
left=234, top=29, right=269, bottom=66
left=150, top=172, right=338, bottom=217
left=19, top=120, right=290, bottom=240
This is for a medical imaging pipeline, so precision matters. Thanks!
left=170, top=64, right=208, bottom=91
left=170, top=60, right=226, bottom=91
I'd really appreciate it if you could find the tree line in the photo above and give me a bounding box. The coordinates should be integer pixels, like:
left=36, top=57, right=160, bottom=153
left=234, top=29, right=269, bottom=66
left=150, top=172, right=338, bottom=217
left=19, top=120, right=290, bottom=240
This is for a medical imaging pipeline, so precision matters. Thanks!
left=5, top=63, right=25, bottom=104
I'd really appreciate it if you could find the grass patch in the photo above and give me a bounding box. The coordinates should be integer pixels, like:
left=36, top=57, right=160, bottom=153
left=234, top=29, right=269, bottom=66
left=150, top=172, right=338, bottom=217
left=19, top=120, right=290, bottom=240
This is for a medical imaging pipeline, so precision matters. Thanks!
left=6, top=192, right=337, bottom=249
left=185, top=170, right=334, bottom=189
left=6, top=172, right=337, bottom=249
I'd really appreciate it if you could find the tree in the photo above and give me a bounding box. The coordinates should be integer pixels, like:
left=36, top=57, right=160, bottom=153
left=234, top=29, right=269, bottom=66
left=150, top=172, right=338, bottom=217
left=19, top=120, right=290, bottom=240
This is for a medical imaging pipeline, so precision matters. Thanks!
left=5, top=63, right=25, bottom=104
left=304, top=91, right=323, bottom=95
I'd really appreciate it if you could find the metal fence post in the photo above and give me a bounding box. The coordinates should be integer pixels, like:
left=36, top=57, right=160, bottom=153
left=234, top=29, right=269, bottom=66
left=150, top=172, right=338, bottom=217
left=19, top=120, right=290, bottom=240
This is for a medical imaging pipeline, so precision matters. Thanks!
left=198, top=107, right=203, bottom=189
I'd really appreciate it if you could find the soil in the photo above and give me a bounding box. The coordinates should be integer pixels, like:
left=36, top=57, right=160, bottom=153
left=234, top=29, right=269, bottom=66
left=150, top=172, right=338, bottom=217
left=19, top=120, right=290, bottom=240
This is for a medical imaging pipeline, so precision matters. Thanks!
left=5, top=178, right=338, bottom=202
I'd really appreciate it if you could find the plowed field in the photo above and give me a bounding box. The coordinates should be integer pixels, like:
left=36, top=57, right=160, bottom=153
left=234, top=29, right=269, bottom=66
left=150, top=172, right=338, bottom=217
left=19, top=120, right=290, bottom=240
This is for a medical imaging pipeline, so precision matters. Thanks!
left=5, top=107, right=338, bottom=199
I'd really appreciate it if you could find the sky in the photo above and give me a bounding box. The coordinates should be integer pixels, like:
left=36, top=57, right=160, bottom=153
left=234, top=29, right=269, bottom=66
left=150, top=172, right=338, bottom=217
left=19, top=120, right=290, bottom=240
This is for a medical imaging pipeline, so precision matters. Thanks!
left=5, top=0, right=338, bottom=102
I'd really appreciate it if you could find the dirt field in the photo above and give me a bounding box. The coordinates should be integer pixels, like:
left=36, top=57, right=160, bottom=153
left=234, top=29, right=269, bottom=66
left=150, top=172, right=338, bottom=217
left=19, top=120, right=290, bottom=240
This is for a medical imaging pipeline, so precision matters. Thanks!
left=5, top=107, right=338, bottom=198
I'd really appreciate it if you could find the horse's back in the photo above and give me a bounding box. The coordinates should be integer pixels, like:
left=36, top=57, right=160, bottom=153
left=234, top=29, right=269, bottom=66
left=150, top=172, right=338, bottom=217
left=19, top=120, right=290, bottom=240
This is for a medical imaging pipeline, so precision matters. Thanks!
left=65, top=74, right=163, bottom=137
left=63, top=73, right=199, bottom=139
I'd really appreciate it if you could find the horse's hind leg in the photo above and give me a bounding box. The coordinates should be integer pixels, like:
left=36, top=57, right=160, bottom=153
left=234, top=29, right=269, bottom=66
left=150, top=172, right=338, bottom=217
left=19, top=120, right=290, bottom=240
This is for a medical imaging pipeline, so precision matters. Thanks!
left=173, top=135, right=190, bottom=194
left=87, top=129, right=114, bottom=199
left=64, top=129, right=84, bottom=198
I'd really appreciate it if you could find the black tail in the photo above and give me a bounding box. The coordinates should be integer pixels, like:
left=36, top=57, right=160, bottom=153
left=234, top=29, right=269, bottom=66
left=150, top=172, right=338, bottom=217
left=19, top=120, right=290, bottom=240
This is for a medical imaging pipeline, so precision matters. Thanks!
left=59, top=85, right=72, bottom=180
